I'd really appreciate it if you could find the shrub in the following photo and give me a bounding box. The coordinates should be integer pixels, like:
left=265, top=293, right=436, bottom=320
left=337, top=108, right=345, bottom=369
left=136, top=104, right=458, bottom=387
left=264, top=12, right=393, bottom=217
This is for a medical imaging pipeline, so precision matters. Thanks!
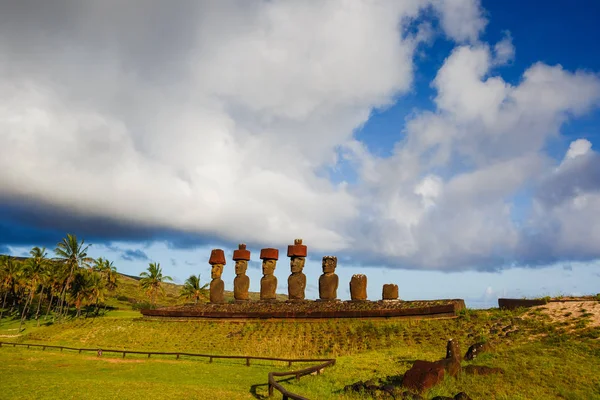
left=132, top=301, right=156, bottom=310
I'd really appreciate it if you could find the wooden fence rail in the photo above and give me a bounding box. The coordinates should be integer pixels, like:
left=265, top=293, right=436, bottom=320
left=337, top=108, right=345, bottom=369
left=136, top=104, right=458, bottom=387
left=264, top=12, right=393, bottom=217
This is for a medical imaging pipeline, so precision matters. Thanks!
left=0, top=341, right=335, bottom=399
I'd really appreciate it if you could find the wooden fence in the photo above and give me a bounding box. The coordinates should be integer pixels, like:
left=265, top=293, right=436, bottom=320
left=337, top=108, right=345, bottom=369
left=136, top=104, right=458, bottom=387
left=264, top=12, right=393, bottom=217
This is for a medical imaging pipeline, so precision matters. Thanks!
left=0, top=341, right=335, bottom=399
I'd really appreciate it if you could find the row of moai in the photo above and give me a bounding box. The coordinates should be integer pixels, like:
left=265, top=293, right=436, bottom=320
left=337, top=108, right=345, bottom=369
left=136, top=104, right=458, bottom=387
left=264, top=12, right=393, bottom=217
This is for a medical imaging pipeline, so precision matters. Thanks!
left=208, top=239, right=400, bottom=303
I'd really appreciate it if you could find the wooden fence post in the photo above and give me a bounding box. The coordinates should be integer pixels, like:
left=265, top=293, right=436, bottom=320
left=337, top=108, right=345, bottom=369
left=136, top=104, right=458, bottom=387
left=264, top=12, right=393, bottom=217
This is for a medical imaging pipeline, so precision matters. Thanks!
left=209, top=357, right=213, bottom=363
left=268, top=384, right=273, bottom=396
left=176, top=354, right=180, bottom=360
left=246, top=357, right=250, bottom=366
left=123, top=352, right=126, bottom=359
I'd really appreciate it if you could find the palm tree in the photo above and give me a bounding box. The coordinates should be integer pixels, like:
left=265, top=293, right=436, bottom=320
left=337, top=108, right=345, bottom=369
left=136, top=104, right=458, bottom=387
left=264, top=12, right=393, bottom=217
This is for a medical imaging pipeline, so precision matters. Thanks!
left=139, top=262, right=173, bottom=307
left=54, top=234, right=93, bottom=320
left=93, top=257, right=119, bottom=292
left=68, top=269, right=95, bottom=318
left=180, top=274, right=209, bottom=304
left=0, top=256, right=22, bottom=327
left=19, top=247, right=48, bottom=332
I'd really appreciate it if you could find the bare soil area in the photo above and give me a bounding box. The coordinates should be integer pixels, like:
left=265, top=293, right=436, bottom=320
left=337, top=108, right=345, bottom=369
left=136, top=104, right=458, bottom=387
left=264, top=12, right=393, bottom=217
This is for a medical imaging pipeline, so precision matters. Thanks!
left=531, top=300, right=600, bottom=328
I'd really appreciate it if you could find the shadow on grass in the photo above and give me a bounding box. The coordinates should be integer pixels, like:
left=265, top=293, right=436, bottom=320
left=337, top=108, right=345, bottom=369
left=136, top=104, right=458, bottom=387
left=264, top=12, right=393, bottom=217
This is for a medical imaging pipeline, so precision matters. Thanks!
left=249, top=376, right=298, bottom=400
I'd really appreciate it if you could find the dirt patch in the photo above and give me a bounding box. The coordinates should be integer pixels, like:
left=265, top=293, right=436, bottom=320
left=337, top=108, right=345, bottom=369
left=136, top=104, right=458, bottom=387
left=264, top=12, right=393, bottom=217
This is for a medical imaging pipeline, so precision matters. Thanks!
left=84, top=357, right=144, bottom=364
left=529, top=301, right=600, bottom=328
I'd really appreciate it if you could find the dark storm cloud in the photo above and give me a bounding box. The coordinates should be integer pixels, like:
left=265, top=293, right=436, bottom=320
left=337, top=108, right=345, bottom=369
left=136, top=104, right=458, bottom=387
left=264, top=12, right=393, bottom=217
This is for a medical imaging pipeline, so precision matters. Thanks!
left=121, top=249, right=149, bottom=262
left=535, top=153, right=600, bottom=208
left=0, top=198, right=228, bottom=251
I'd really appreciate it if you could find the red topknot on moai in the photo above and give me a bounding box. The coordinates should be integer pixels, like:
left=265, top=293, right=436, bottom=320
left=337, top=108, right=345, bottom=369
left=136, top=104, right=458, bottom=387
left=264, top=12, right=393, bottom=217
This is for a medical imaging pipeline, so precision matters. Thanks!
left=233, top=244, right=251, bottom=302
left=260, top=248, right=279, bottom=301
left=287, top=239, right=307, bottom=301
left=209, top=249, right=226, bottom=303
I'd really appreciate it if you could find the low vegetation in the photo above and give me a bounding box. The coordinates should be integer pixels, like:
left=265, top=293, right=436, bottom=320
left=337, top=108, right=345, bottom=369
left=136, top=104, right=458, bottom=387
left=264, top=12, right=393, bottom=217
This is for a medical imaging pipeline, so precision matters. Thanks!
left=2, top=234, right=600, bottom=399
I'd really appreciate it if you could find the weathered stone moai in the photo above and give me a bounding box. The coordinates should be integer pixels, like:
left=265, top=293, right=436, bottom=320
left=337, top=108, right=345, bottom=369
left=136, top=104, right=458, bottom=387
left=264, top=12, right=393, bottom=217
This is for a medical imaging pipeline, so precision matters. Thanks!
left=260, top=248, right=279, bottom=301
left=319, top=256, right=339, bottom=301
left=209, top=249, right=226, bottom=304
left=287, top=239, right=307, bottom=301
left=349, top=274, right=367, bottom=301
left=233, top=244, right=251, bottom=302
left=382, top=284, right=399, bottom=300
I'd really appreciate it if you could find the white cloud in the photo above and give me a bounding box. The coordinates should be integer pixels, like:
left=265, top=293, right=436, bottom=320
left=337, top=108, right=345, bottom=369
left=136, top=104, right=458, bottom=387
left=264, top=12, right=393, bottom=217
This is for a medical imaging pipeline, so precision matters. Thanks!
left=565, top=138, right=592, bottom=160
left=1, top=1, right=600, bottom=272
left=493, top=31, right=515, bottom=65
left=430, top=0, right=488, bottom=43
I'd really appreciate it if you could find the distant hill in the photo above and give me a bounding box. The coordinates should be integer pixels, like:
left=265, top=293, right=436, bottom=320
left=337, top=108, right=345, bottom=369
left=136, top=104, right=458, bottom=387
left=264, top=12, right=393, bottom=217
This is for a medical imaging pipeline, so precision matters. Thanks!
left=109, top=272, right=287, bottom=309
left=0, top=255, right=287, bottom=308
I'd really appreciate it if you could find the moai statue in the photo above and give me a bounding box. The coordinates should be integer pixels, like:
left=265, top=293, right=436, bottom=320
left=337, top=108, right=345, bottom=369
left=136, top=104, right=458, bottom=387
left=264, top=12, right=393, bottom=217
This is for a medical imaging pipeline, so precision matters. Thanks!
left=382, top=284, right=399, bottom=301
left=260, top=248, right=279, bottom=301
left=350, top=274, right=367, bottom=301
left=233, top=244, right=251, bottom=302
left=287, top=239, right=307, bottom=301
left=318, top=256, right=339, bottom=301
left=209, top=249, right=226, bottom=304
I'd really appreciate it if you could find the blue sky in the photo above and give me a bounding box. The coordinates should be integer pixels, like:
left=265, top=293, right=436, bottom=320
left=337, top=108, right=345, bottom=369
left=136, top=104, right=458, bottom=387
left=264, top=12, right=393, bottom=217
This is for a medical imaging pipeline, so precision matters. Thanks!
left=1, top=1, right=600, bottom=308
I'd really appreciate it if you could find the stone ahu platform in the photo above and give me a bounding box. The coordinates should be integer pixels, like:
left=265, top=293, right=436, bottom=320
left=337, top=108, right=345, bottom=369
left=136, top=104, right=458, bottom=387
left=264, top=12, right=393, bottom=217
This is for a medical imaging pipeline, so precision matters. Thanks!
left=141, top=299, right=466, bottom=320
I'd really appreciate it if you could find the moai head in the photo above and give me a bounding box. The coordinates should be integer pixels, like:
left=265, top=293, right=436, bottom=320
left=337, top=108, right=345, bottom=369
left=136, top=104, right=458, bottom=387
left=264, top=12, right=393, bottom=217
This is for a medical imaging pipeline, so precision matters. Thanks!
left=260, top=248, right=279, bottom=275
left=209, top=249, right=226, bottom=279
left=233, top=244, right=251, bottom=276
left=287, top=239, right=307, bottom=274
left=322, top=256, right=337, bottom=274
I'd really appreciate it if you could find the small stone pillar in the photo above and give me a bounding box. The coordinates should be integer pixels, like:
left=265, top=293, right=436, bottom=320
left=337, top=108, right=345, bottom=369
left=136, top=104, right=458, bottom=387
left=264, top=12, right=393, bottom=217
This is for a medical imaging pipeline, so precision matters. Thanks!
left=287, top=239, right=307, bottom=301
left=233, top=244, right=251, bottom=302
left=350, top=274, right=367, bottom=301
left=318, top=256, right=339, bottom=301
left=260, top=248, right=279, bottom=301
left=209, top=249, right=226, bottom=304
left=382, top=284, right=399, bottom=300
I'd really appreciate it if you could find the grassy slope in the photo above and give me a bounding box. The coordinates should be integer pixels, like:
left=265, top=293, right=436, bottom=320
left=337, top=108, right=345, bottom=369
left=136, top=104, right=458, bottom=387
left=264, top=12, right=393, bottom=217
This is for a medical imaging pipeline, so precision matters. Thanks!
left=107, top=273, right=286, bottom=309
left=2, top=305, right=600, bottom=399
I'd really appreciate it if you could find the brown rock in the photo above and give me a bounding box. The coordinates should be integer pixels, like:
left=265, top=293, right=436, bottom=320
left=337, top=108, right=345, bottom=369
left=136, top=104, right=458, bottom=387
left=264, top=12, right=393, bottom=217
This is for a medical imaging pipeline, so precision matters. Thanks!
left=463, top=365, right=504, bottom=376
left=382, top=284, right=399, bottom=300
left=260, top=272, right=277, bottom=301
left=350, top=274, right=367, bottom=301
left=446, top=338, right=461, bottom=361
left=260, top=248, right=279, bottom=260
left=233, top=243, right=251, bottom=261
left=400, top=391, right=424, bottom=400
left=287, top=239, right=307, bottom=300
left=435, top=357, right=461, bottom=378
left=319, top=256, right=339, bottom=300
left=233, top=245, right=250, bottom=301
left=209, top=249, right=226, bottom=265
left=464, top=342, right=491, bottom=361
left=233, top=274, right=249, bottom=301
left=209, top=262, right=225, bottom=303
left=431, top=339, right=461, bottom=377
left=287, top=238, right=307, bottom=257
left=260, top=249, right=278, bottom=301
left=288, top=272, right=306, bottom=300
left=209, top=278, right=224, bottom=303
left=402, top=360, right=445, bottom=392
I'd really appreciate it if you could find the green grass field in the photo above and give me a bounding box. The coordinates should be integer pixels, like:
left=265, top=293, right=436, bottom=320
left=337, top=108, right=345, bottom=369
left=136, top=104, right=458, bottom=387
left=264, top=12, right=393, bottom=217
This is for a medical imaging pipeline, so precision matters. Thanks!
left=2, top=305, right=600, bottom=399
left=2, top=274, right=600, bottom=399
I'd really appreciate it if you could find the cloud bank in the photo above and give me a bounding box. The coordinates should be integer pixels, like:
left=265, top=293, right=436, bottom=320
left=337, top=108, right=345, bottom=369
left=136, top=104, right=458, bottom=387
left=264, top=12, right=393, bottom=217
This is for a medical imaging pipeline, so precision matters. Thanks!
left=1, top=0, right=599, bottom=271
